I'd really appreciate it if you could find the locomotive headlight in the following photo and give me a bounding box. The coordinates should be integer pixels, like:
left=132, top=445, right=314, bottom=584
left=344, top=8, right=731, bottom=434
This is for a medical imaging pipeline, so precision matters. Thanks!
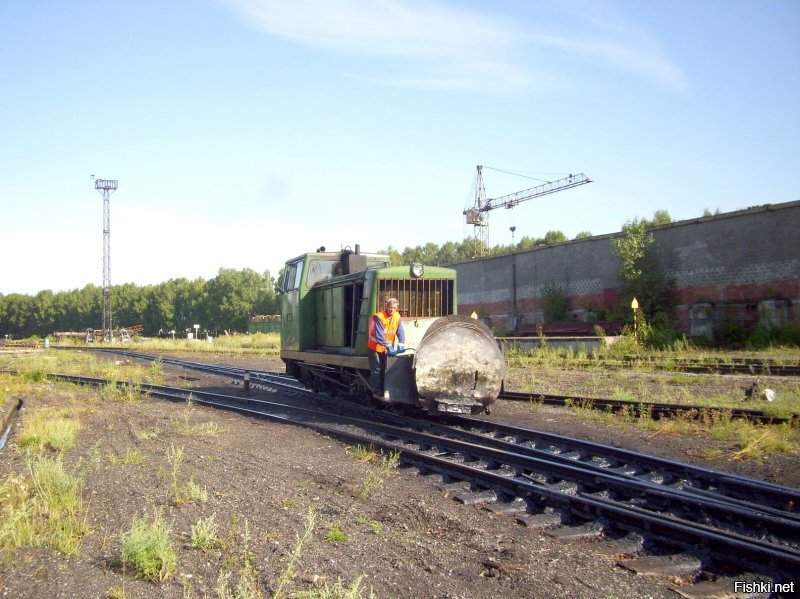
left=410, top=263, right=424, bottom=278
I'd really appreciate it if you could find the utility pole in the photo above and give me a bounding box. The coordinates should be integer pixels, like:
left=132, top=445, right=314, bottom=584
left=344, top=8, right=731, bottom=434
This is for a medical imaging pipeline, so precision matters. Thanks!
left=95, top=178, right=118, bottom=342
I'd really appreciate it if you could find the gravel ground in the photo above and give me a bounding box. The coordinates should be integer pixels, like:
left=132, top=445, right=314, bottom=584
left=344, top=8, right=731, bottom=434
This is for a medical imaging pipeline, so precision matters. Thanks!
left=0, top=350, right=797, bottom=598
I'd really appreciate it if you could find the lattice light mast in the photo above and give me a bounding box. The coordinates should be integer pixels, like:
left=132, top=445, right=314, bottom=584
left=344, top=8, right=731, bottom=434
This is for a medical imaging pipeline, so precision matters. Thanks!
left=95, top=179, right=118, bottom=342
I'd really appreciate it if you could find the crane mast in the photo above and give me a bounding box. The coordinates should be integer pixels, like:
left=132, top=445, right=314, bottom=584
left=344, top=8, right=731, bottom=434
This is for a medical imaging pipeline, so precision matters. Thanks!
left=464, top=165, right=592, bottom=256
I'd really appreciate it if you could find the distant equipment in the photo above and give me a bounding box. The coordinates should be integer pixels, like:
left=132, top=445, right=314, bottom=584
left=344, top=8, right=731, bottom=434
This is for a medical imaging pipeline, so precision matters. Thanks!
left=464, top=165, right=592, bottom=256
left=95, top=178, right=118, bottom=342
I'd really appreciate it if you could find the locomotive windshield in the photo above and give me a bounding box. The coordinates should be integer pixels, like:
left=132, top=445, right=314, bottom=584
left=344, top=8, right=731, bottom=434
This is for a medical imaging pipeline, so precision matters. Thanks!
left=307, top=259, right=337, bottom=287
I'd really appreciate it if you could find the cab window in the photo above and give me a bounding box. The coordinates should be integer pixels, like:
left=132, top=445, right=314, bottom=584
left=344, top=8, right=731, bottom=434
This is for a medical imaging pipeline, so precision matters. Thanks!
left=306, top=259, right=337, bottom=287
left=282, top=260, right=304, bottom=291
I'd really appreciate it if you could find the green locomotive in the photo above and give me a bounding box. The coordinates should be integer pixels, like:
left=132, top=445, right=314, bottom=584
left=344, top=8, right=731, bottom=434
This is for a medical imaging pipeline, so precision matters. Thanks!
left=279, top=246, right=505, bottom=414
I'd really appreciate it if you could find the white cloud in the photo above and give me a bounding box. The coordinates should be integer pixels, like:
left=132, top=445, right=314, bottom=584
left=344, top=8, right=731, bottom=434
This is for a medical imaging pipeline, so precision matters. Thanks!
left=221, top=0, right=687, bottom=92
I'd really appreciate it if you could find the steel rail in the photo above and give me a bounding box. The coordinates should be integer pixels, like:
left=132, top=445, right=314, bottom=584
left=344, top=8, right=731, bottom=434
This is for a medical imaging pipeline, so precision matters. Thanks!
left=438, top=413, right=800, bottom=515
left=526, top=355, right=800, bottom=377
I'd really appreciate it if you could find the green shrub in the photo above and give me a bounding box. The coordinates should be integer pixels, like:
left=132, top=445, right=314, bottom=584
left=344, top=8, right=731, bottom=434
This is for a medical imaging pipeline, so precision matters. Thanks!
left=191, top=514, right=220, bottom=551
left=747, top=323, right=800, bottom=349
left=541, top=281, right=568, bottom=323
left=120, top=510, right=177, bottom=582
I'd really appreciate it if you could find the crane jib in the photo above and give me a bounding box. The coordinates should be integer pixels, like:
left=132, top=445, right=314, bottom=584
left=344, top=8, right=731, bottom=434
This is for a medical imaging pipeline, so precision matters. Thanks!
left=481, top=173, right=592, bottom=212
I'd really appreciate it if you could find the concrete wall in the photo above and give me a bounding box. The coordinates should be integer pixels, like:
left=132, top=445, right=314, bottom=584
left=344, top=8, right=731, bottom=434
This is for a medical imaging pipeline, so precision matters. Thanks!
left=453, top=200, right=800, bottom=338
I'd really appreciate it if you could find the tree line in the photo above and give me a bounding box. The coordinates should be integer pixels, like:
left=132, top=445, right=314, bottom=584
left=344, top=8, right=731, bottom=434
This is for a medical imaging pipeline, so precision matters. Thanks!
left=0, top=268, right=280, bottom=339
left=381, top=229, right=594, bottom=266
left=2, top=210, right=686, bottom=339
left=382, top=210, right=676, bottom=267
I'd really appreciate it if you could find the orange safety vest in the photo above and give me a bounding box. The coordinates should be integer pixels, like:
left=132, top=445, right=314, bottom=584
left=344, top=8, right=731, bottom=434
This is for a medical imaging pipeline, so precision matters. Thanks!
left=367, top=310, right=400, bottom=353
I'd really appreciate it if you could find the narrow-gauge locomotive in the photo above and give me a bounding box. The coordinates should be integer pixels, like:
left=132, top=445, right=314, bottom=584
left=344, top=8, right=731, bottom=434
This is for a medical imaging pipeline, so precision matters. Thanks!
left=279, top=246, right=505, bottom=414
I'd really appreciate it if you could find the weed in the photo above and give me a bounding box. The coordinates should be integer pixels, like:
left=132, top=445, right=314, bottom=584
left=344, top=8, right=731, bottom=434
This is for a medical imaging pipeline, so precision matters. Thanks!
left=325, top=523, right=347, bottom=543
left=137, top=430, right=159, bottom=441
left=610, top=390, right=637, bottom=402
left=184, top=421, right=224, bottom=437
left=172, top=399, right=223, bottom=436
left=120, top=509, right=177, bottom=582
left=149, top=356, right=165, bottom=381
left=347, top=444, right=380, bottom=463
left=190, top=514, right=221, bottom=551
left=109, top=449, right=144, bottom=465
left=272, top=508, right=317, bottom=599
left=217, top=516, right=260, bottom=598
left=293, top=575, right=375, bottom=599
left=702, top=448, right=724, bottom=459
left=353, top=449, right=400, bottom=500
left=0, top=455, right=88, bottom=556
left=528, top=395, right=545, bottom=410
left=355, top=516, right=383, bottom=535
left=167, top=444, right=208, bottom=505
left=24, top=368, right=46, bottom=382
left=216, top=569, right=261, bottom=599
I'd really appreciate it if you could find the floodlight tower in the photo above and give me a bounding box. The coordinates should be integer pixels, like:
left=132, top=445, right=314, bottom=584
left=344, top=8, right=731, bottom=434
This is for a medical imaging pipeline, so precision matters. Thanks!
left=95, top=178, right=118, bottom=342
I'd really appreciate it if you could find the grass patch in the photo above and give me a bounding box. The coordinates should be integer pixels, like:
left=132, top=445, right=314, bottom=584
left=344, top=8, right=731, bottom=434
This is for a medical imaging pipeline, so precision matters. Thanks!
left=173, top=398, right=224, bottom=437
left=346, top=444, right=381, bottom=463
left=346, top=446, right=401, bottom=500
left=355, top=516, right=383, bottom=535
left=109, top=449, right=144, bottom=465
left=325, top=523, right=347, bottom=543
left=0, top=455, right=88, bottom=556
left=100, top=378, right=145, bottom=403
left=16, top=408, right=80, bottom=452
left=120, top=509, right=177, bottom=582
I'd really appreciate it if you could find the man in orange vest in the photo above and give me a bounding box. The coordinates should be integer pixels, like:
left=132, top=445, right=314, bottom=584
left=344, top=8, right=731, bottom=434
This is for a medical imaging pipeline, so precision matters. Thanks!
left=367, top=297, right=406, bottom=401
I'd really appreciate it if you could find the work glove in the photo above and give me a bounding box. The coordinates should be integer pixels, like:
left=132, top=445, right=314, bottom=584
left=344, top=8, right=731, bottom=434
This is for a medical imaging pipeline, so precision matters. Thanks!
left=386, top=346, right=397, bottom=357
left=396, top=344, right=405, bottom=354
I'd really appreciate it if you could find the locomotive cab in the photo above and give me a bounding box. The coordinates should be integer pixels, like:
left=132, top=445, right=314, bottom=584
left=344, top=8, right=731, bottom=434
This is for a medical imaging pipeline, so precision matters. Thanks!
left=279, top=246, right=504, bottom=414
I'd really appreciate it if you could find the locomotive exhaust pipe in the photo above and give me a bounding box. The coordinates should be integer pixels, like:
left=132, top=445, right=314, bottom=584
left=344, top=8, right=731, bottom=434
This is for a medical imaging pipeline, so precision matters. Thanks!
left=412, top=315, right=505, bottom=414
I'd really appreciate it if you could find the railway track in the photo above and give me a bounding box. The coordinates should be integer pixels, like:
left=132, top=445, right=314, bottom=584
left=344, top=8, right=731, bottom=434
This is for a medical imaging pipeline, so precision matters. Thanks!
left=71, top=348, right=800, bottom=424
left=528, top=355, right=800, bottom=377
left=499, top=390, right=799, bottom=425
left=26, top=356, right=799, bottom=589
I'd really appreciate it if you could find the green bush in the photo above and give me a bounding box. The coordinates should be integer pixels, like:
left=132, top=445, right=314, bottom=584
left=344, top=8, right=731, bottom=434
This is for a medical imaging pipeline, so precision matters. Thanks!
left=541, top=281, right=568, bottom=323
left=747, top=323, right=800, bottom=349
left=120, top=510, right=177, bottom=582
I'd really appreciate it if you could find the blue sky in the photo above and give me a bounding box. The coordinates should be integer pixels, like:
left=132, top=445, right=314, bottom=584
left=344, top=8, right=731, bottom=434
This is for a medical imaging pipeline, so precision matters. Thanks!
left=1, top=0, right=798, bottom=294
